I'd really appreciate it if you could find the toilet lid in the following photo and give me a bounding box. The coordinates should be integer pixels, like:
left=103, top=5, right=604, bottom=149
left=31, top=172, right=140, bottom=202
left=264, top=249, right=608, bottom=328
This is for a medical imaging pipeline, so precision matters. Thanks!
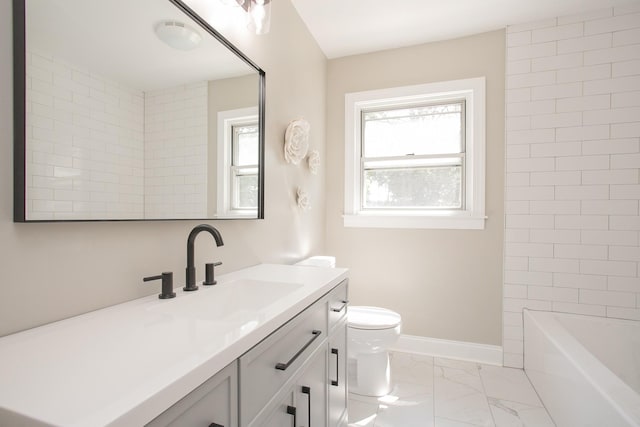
left=348, top=306, right=402, bottom=330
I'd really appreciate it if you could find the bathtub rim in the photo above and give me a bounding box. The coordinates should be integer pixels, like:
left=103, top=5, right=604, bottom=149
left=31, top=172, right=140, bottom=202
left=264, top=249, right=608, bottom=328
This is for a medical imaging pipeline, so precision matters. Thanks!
left=523, top=309, right=640, bottom=426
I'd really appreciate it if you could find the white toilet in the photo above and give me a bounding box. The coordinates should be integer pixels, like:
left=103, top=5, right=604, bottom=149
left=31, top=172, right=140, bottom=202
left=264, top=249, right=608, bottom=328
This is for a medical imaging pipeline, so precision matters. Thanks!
left=347, top=306, right=402, bottom=397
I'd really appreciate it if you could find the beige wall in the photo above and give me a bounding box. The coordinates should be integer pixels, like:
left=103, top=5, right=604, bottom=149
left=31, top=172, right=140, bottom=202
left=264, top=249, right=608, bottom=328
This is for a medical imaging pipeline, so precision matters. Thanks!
left=0, top=0, right=327, bottom=337
left=326, top=30, right=506, bottom=345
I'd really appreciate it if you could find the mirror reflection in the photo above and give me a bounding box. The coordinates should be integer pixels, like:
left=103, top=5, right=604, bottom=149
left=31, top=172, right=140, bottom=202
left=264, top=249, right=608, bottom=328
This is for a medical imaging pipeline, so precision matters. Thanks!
left=20, top=0, right=263, bottom=220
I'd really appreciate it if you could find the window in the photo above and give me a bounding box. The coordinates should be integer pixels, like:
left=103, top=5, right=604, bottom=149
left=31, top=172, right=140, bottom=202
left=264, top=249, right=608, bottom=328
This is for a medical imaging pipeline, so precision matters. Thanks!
left=230, top=123, right=259, bottom=210
left=217, top=107, right=259, bottom=218
left=344, top=77, right=486, bottom=229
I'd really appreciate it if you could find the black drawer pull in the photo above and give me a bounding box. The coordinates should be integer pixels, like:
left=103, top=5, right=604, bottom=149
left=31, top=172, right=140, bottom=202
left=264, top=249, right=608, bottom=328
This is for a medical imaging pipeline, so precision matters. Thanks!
left=330, top=300, right=349, bottom=313
left=331, top=348, right=339, bottom=386
left=302, top=386, right=311, bottom=427
left=286, top=405, right=296, bottom=426
left=275, top=330, right=322, bottom=371
left=209, top=424, right=223, bottom=427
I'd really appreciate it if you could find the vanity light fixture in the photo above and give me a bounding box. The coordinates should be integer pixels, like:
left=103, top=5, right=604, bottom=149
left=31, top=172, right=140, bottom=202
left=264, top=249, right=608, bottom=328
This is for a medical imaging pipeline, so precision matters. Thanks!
left=154, top=21, right=202, bottom=51
left=236, top=0, right=272, bottom=35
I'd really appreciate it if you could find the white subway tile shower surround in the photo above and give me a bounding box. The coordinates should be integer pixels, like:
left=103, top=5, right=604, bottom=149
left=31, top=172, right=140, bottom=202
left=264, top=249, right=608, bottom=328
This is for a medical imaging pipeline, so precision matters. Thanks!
left=26, top=50, right=208, bottom=220
left=144, top=83, right=208, bottom=219
left=26, top=50, right=144, bottom=219
left=504, top=7, right=640, bottom=368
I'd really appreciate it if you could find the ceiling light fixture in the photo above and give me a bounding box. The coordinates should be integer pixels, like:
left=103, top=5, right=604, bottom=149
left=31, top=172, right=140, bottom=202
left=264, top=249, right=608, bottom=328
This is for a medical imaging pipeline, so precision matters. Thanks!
left=155, top=21, right=202, bottom=51
left=236, top=0, right=272, bottom=35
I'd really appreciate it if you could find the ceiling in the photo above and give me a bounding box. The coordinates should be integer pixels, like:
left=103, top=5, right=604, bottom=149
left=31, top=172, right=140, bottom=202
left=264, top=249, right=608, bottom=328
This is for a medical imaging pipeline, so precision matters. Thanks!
left=27, top=0, right=255, bottom=91
left=291, top=0, right=639, bottom=59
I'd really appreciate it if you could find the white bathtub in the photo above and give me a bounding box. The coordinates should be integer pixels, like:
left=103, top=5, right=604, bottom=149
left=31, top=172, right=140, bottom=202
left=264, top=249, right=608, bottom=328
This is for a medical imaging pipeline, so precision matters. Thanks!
left=524, top=309, right=640, bottom=427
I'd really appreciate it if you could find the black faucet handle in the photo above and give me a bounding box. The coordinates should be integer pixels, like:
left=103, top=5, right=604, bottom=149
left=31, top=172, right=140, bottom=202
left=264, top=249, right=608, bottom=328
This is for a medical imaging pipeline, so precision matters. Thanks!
left=203, top=262, right=223, bottom=286
left=144, top=272, right=176, bottom=299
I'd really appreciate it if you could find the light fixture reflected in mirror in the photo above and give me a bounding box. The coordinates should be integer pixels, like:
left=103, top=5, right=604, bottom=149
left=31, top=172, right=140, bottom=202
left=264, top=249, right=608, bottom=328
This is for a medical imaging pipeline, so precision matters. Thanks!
left=155, top=21, right=202, bottom=50
left=236, top=0, right=271, bottom=35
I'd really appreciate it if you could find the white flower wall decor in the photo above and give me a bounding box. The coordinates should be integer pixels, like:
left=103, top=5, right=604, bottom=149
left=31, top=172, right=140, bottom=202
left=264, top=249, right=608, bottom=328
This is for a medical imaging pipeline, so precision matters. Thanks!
left=284, top=119, right=310, bottom=165
left=307, top=149, right=320, bottom=175
left=296, top=187, right=311, bottom=211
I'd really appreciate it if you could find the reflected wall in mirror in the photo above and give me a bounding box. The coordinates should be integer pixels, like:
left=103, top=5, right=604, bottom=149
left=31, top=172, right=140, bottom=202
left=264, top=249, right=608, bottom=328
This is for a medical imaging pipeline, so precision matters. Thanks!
left=13, top=0, right=265, bottom=221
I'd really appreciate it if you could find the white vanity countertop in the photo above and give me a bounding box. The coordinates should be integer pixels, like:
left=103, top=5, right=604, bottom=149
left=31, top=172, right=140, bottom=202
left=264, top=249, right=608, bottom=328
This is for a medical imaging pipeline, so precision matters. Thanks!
left=0, top=263, right=348, bottom=427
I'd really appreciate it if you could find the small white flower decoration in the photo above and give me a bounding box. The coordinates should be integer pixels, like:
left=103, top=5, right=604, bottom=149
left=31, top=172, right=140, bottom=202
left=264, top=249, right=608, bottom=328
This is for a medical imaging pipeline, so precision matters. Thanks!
left=284, top=119, right=310, bottom=165
left=307, top=149, right=320, bottom=175
left=296, top=187, right=311, bottom=211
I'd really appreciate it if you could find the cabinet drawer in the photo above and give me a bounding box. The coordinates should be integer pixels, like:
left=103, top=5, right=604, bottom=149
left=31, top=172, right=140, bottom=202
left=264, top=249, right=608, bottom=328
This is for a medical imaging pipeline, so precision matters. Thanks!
left=146, top=360, right=237, bottom=427
left=239, top=299, right=327, bottom=425
left=328, top=280, right=348, bottom=331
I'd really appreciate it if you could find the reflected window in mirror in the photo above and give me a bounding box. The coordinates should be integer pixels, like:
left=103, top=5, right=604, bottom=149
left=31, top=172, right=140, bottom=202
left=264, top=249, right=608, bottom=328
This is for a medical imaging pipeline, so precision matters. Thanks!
left=216, top=107, right=258, bottom=218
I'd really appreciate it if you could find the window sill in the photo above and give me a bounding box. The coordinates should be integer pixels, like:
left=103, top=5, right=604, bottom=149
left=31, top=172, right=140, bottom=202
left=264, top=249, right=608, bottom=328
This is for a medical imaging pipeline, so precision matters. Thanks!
left=343, top=213, right=486, bottom=230
left=214, top=211, right=258, bottom=219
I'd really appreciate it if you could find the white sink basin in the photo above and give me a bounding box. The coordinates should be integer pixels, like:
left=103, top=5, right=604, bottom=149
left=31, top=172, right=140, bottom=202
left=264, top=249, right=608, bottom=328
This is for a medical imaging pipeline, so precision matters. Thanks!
left=148, top=279, right=303, bottom=321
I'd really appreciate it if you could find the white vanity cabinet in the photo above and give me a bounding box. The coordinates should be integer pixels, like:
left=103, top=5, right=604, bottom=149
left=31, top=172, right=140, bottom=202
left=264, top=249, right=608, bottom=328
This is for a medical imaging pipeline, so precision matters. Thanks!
left=146, top=361, right=238, bottom=427
left=240, top=279, right=348, bottom=427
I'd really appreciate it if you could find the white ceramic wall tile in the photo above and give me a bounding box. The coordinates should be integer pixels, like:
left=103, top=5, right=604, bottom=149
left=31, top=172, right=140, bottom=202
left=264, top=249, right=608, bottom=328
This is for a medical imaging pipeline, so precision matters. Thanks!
left=143, top=82, right=208, bottom=218
left=584, top=12, right=640, bottom=35
left=608, top=276, right=640, bottom=292
left=26, top=50, right=144, bottom=219
left=504, top=7, right=640, bottom=368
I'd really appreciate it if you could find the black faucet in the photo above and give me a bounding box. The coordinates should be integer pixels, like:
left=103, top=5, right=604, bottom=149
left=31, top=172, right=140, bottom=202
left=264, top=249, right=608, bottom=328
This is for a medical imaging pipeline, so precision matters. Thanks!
left=185, top=224, right=224, bottom=291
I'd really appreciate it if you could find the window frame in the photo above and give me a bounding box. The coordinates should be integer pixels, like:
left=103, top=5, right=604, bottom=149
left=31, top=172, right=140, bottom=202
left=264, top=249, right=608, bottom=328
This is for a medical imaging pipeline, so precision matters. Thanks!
left=216, top=107, right=259, bottom=218
left=344, top=77, right=486, bottom=229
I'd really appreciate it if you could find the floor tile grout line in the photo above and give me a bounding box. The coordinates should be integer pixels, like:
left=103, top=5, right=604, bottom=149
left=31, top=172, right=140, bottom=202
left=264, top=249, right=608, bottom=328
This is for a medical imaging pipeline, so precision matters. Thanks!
left=477, top=363, right=498, bottom=427
left=522, top=368, right=558, bottom=426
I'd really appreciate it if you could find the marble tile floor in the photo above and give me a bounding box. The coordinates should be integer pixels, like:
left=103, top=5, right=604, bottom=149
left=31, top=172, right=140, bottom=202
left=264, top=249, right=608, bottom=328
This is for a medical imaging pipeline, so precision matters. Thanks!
left=348, top=352, right=555, bottom=427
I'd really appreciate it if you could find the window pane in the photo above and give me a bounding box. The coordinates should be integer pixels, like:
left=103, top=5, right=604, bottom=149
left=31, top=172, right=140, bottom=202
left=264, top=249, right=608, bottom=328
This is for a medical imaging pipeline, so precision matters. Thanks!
left=233, top=124, right=259, bottom=166
left=363, top=166, right=462, bottom=209
left=234, top=174, right=258, bottom=209
left=363, top=102, right=462, bottom=158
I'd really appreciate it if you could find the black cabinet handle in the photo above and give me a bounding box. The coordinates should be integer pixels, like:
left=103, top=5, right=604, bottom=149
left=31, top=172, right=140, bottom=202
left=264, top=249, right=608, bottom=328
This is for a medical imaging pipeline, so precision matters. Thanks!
left=302, top=386, right=311, bottom=427
left=275, top=330, right=322, bottom=371
left=286, top=405, right=296, bottom=427
left=330, top=300, right=349, bottom=313
left=208, top=423, right=223, bottom=427
left=331, top=348, right=339, bottom=386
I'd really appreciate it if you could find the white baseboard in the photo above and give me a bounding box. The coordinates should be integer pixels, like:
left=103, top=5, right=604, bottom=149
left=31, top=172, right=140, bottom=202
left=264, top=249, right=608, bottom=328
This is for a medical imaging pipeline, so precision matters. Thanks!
left=390, top=334, right=503, bottom=366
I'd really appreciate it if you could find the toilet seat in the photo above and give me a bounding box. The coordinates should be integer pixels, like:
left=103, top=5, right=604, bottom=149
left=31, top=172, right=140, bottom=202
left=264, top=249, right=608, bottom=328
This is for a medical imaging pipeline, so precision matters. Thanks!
left=348, top=306, right=402, bottom=330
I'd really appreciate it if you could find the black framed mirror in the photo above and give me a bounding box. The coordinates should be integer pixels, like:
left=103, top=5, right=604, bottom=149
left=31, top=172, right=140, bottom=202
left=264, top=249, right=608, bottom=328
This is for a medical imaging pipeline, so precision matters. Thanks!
left=13, top=0, right=265, bottom=221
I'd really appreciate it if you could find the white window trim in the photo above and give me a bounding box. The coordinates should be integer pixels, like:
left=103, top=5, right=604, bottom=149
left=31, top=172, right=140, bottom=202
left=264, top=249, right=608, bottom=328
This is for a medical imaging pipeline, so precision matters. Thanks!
left=344, top=77, right=486, bottom=230
left=216, top=107, right=258, bottom=219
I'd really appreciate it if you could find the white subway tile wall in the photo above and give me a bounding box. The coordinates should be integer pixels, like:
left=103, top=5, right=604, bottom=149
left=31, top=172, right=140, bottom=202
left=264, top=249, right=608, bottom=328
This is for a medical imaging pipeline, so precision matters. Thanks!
left=26, top=50, right=144, bottom=219
left=144, top=83, right=208, bottom=219
left=26, top=50, right=208, bottom=220
left=504, top=7, right=640, bottom=368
